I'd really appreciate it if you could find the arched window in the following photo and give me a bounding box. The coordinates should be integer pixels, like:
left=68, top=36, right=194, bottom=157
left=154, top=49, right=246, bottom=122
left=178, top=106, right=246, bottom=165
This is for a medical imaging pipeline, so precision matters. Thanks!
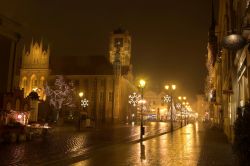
left=31, top=74, right=37, bottom=89
left=40, top=76, right=45, bottom=87
left=22, top=77, right=27, bottom=89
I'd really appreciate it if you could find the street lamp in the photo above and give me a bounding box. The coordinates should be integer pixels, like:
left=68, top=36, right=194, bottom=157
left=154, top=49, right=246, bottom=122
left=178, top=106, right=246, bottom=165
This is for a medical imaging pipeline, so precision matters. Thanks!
left=139, top=79, right=146, bottom=141
left=178, top=96, right=186, bottom=127
left=78, top=91, right=89, bottom=129
left=165, top=84, right=176, bottom=132
left=79, top=92, right=84, bottom=98
left=78, top=92, right=84, bottom=130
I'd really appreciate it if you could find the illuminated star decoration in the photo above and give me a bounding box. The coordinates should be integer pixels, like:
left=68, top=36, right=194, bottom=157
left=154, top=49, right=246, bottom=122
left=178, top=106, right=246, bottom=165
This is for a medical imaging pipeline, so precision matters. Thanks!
left=176, top=103, right=181, bottom=109
left=81, top=98, right=89, bottom=108
left=163, top=95, right=171, bottom=103
left=128, top=92, right=141, bottom=107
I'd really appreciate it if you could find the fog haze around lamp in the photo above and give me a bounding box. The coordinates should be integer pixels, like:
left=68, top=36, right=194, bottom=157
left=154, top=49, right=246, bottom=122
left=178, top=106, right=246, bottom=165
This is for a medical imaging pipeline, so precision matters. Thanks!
left=139, top=79, right=146, bottom=88
left=223, top=34, right=246, bottom=50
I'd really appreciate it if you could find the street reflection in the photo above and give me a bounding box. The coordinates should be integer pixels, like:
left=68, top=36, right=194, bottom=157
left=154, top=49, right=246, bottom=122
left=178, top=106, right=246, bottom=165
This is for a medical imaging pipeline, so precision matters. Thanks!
left=69, top=123, right=236, bottom=166
left=140, top=142, right=146, bottom=161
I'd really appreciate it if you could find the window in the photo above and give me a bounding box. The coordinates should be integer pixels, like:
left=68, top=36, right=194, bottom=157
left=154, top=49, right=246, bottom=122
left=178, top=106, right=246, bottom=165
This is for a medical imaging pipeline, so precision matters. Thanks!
left=100, top=79, right=105, bottom=87
left=84, top=79, right=88, bottom=88
left=100, top=92, right=104, bottom=102
left=75, top=80, right=80, bottom=86
left=22, top=77, right=27, bottom=88
left=114, top=38, right=123, bottom=47
left=31, top=75, right=37, bottom=88
left=91, top=92, right=95, bottom=101
left=109, top=92, right=113, bottom=102
left=40, top=77, right=45, bottom=87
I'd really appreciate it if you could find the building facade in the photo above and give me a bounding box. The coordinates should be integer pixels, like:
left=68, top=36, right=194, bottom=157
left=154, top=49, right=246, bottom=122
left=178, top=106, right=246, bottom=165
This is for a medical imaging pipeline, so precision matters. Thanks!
left=0, top=15, right=21, bottom=94
left=0, top=15, right=23, bottom=124
left=19, top=28, right=136, bottom=123
left=19, top=40, right=50, bottom=100
left=195, top=94, right=209, bottom=121
left=205, top=0, right=250, bottom=142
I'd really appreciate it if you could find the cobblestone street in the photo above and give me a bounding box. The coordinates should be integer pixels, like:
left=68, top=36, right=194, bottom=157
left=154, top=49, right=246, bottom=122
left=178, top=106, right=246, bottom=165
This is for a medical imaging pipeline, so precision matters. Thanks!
left=0, top=122, right=180, bottom=165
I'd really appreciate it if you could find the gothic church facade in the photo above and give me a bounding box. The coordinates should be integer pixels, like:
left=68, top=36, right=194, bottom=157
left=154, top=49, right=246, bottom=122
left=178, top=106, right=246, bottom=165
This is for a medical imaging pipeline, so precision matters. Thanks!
left=19, top=28, right=136, bottom=123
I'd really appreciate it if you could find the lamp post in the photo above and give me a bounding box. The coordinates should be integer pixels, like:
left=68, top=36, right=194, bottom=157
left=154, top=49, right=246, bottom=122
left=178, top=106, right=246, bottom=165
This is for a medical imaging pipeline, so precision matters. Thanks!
left=78, top=92, right=84, bottom=130
left=139, top=79, right=146, bottom=141
left=79, top=92, right=89, bottom=128
left=128, top=92, right=141, bottom=124
left=178, top=96, right=186, bottom=127
left=165, top=84, right=176, bottom=132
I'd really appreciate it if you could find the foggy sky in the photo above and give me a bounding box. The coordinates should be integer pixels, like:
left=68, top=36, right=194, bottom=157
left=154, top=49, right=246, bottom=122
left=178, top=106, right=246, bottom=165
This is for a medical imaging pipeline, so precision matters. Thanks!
left=0, top=0, right=212, bottom=102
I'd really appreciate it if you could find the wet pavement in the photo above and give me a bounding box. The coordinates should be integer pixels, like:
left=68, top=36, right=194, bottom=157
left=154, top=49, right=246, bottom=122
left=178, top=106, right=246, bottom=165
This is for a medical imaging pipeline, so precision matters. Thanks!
left=0, top=122, right=180, bottom=166
left=71, top=122, right=237, bottom=166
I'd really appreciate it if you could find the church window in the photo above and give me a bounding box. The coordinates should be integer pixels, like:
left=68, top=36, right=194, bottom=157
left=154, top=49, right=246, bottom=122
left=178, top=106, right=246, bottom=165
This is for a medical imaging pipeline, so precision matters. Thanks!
left=22, top=77, right=27, bottom=88
left=34, top=80, right=37, bottom=86
left=31, top=75, right=37, bottom=88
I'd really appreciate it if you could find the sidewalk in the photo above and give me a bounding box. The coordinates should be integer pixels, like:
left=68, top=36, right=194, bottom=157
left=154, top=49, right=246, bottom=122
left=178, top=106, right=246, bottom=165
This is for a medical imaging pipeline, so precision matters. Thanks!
left=196, top=122, right=238, bottom=166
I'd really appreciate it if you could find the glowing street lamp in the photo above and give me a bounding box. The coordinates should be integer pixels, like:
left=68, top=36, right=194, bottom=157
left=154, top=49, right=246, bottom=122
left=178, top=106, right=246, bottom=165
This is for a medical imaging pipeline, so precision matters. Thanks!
left=79, top=92, right=84, bottom=98
left=165, top=84, right=176, bottom=132
left=79, top=92, right=89, bottom=109
left=139, top=79, right=146, bottom=141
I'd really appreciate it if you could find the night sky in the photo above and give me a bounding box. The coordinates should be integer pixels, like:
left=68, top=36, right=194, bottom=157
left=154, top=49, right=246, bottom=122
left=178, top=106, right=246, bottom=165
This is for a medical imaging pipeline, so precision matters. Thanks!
left=0, top=0, right=212, bottom=102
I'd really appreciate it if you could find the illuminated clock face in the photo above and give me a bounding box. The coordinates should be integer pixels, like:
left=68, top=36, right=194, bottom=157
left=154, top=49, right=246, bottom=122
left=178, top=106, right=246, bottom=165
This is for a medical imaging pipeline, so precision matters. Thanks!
left=114, top=38, right=123, bottom=47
